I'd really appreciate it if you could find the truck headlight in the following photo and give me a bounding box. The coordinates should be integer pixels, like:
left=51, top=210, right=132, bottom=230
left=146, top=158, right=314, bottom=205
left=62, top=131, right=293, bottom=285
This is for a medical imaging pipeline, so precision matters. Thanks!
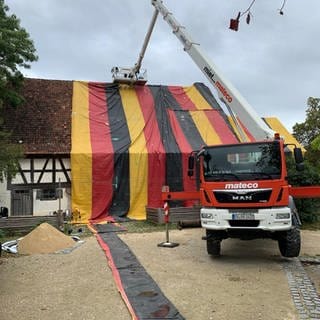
left=201, top=213, right=213, bottom=219
left=276, top=213, right=290, bottom=219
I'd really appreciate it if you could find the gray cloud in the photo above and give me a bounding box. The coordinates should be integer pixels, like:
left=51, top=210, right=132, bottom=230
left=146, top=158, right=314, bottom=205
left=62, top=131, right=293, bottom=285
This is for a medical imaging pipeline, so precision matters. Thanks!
left=7, top=0, right=320, bottom=131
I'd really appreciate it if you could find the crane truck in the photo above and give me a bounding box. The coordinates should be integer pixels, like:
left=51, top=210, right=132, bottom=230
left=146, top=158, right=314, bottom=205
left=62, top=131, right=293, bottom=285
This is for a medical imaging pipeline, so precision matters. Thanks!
left=112, top=0, right=320, bottom=257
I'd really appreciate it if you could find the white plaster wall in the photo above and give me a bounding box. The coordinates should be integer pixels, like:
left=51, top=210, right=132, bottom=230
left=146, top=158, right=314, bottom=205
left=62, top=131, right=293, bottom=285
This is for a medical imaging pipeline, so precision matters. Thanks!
left=31, top=158, right=71, bottom=216
left=32, top=188, right=71, bottom=216
left=1, top=158, right=72, bottom=216
left=0, top=177, right=11, bottom=212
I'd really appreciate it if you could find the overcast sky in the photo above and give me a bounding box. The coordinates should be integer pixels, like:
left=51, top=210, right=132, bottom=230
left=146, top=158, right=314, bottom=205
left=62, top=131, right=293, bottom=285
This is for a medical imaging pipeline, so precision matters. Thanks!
left=7, top=0, right=320, bottom=132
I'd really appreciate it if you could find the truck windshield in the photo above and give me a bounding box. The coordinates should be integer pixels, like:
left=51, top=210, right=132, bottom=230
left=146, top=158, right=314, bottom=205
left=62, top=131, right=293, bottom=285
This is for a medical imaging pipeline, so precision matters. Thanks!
left=202, top=142, right=281, bottom=181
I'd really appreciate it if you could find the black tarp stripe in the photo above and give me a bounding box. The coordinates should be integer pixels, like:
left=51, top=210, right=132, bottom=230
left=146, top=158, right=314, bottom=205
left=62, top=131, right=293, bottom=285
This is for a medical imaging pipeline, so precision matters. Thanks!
left=193, top=82, right=222, bottom=111
left=165, top=86, right=205, bottom=151
left=148, top=85, right=184, bottom=194
left=105, top=84, right=130, bottom=216
left=98, top=232, right=185, bottom=320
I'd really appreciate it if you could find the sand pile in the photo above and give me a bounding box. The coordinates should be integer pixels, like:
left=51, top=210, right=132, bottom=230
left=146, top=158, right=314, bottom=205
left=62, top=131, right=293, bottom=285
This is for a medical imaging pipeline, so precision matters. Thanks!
left=18, top=223, right=75, bottom=254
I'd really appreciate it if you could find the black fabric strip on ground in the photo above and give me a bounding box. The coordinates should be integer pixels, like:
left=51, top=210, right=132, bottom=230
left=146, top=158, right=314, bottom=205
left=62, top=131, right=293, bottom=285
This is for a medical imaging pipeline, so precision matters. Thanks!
left=99, top=232, right=185, bottom=319
left=93, top=223, right=126, bottom=233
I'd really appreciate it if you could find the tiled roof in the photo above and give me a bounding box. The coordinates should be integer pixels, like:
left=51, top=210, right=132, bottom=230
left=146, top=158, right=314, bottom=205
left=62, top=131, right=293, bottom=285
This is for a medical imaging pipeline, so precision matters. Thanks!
left=4, top=78, right=72, bottom=155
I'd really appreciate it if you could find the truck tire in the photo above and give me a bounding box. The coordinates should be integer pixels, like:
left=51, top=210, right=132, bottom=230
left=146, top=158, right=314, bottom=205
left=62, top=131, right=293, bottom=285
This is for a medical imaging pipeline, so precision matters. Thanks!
left=207, top=238, right=221, bottom=256
left=278, top=227, right=301, bottom=258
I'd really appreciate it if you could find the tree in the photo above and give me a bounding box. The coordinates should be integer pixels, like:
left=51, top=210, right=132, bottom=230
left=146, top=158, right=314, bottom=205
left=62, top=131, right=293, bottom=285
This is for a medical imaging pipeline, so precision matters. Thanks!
left=0, top=0, right=38, bottom=181
left=290, top=97, right=320, bottom=223
left=293, top=97, right=320, bottom=168
left=311, top=135, right=320, bottom=151
left=293, top=97, right=320, bottom=146
left=286, top=156, right=320, bottom=223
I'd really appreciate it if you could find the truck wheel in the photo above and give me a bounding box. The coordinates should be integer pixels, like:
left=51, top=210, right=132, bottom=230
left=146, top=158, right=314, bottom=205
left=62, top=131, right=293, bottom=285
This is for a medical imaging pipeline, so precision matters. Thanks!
left=278, top=227, right=301, bottom=258
left=207, top=238, right=221, bottom=256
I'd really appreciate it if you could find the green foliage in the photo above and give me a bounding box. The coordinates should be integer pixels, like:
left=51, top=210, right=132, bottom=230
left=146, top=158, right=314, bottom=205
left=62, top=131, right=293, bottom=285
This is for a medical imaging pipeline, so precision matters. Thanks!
left=293, top=97, right=320, bottom=147
left=0, top=130, right=22, bottom=181
left=311, top=135, right=320, bottom=151
left=293, top=97, right=320, bottom=169
left=286, top=155, right=320, bottom=223
left=0, top=228, right=8, bottom=239
left=291, top=97, right=320, bottom=223
left=0, top=0, right=38, bottom=181
left=0, top=0, right=38, bottom=108
left=121, top=220, right=179, bottom=233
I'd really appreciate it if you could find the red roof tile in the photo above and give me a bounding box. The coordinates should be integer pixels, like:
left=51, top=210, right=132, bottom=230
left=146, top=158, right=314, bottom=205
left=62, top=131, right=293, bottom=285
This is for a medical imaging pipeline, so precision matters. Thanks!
left=4, top=78, right=72, bottom=155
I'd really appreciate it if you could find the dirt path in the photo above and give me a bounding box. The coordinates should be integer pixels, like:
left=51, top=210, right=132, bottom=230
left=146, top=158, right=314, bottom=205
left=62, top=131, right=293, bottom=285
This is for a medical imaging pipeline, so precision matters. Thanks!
left=0, top=229, right=319, bottom=320
left=0, top=237, right=130, bottom=320
left=120, top=229, right=298, bottom=320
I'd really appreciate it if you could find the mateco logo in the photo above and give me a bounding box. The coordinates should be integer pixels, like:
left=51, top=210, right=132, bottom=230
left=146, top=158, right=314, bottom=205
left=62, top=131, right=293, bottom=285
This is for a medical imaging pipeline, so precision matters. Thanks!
left=225, top=182, right=259, bottom=189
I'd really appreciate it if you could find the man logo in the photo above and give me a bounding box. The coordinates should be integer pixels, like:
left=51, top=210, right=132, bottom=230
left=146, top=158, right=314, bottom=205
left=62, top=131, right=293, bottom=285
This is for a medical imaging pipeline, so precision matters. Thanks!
left=232, top=195, right=253, bottom=201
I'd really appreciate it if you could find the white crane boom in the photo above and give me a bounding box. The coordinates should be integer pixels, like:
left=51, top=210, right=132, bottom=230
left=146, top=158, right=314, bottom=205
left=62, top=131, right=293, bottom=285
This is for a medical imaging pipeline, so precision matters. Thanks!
left=151, top=0, right=273, bottom=141
left=111, top=7, right=159, bottom=86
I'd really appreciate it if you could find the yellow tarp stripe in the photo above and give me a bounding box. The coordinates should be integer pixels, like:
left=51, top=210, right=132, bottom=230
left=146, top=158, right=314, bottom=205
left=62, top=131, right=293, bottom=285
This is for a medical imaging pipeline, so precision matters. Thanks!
left=183, top=85, right=212, bottom=110
left=71, top=81, right=92, bottom=223
left=119, top=87, right=148, bottom=220
left=189, top=110, right=222, bottom=145
left=185, top=85, right=222, bottom=145
left=264, top=117, right=305, bottom=151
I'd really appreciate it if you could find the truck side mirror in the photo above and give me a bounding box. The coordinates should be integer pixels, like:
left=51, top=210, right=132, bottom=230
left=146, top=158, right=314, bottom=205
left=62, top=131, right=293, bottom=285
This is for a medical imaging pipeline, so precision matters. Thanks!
left=294, top=147, right=303, bottom=164
left=188, top=155, right=195, bottom=176
left=293, top=147, right=304, bottom=171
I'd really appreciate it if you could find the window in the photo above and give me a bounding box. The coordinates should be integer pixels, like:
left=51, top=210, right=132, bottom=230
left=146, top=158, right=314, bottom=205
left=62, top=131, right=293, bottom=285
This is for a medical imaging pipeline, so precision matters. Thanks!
left=36, top=188, right=63, bottom=201
left=203, top=141, right=282, bottom=181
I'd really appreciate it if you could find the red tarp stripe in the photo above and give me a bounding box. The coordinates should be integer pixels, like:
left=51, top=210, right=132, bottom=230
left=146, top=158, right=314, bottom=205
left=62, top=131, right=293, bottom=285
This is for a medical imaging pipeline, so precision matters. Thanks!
left=135, top=86, right=166, bottom=208
left=167, top=110, right=197, bottom=203
left=168, top=86, right=197, bottom=111
left=204, top=110, right=238, bottom=144
left=88, top=83, right=114, bottom=221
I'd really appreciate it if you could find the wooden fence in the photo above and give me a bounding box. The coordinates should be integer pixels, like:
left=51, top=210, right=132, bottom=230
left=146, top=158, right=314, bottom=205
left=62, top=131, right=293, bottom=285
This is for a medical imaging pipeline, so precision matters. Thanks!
left=0, top=215, right=60, bottom=234
left=146, top=206, right=200, bottom=224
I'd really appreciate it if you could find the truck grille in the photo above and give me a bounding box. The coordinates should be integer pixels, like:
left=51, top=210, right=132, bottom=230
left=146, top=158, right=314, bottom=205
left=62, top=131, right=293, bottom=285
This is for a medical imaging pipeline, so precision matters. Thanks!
left=214, top=189, right=272, bottom=203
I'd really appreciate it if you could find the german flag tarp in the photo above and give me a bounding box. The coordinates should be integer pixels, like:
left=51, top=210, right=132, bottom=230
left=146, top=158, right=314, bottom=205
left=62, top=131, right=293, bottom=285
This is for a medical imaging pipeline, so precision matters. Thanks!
left=71, top=82, right=242, bottom=223
left=71, top=81, right=298, bottom=223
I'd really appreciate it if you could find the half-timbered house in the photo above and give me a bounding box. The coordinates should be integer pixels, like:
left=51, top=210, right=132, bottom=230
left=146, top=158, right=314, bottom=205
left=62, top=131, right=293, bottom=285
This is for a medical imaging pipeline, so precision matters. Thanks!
left=2, top=78, right=72, bottom=216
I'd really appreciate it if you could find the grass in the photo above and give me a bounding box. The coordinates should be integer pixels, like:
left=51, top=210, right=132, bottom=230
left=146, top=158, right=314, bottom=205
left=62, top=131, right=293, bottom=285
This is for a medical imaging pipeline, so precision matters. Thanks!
left=63, top=221, right=178, bottom=236
left=63, top=223, right=93, bottom=238
left=120, top=220, right=179, bottom=233
left=301, top=221, right=320, bottom=231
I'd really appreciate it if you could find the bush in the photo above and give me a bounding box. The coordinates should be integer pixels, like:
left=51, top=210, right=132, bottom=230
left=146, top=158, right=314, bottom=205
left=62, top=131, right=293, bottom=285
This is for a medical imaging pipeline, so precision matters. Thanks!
left=0, top=229, right=6, bottom=239
left=287, top=157, right=320, bottom=223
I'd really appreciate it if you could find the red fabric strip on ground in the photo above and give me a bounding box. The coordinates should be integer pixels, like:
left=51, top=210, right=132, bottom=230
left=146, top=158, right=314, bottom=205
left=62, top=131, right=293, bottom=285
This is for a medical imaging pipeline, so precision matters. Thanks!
left=95, top=233, right=138, bottom=320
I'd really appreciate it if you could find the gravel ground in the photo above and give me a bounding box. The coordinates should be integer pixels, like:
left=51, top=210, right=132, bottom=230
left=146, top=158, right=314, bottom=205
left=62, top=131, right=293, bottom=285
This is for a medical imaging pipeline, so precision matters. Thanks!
left=0, top=228, right=319, bottom=320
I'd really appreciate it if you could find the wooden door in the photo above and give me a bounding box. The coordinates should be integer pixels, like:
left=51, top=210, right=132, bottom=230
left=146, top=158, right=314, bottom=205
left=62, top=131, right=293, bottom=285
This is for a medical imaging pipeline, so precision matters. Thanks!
left=11, top=189, right=33, bottom=216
